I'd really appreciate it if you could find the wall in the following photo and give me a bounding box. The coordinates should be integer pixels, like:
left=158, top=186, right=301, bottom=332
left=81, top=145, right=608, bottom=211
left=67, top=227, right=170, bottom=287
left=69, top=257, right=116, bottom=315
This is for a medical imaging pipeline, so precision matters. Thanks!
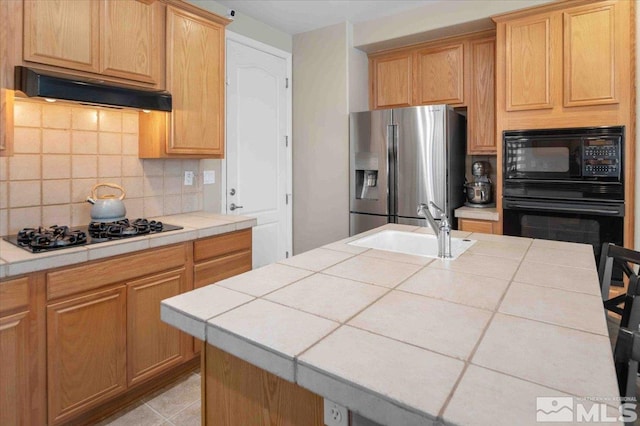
left=0, top=99, right=204, bottom=236
left=348, top=23, right=370, bottom=114
left=292, top=23, right=350, bottom=254
left=187, top=0, right=292, bottom=52
left=353, top=0, right=553, bottom=52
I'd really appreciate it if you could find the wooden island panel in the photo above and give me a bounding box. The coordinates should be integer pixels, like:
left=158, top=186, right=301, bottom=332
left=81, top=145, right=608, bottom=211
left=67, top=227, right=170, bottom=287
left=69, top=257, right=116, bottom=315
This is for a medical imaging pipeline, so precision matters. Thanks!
left=204, top=344, right=324, bottom=426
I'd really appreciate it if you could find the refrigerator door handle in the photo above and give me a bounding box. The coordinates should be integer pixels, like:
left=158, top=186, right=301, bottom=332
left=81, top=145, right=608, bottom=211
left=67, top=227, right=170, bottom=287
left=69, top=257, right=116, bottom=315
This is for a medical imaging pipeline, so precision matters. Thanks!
left=388, top=124, right=397, bottom=217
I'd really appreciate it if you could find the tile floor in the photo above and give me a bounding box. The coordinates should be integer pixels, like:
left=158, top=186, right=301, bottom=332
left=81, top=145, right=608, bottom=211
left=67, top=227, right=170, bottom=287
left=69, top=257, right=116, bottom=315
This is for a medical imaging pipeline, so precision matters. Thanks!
left=97, top=371, right=201, bottom=426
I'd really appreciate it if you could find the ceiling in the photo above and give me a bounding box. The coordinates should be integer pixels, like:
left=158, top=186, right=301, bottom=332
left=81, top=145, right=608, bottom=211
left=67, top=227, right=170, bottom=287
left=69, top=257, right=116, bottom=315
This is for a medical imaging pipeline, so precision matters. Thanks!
left=215, top=0, right=441, bottom=35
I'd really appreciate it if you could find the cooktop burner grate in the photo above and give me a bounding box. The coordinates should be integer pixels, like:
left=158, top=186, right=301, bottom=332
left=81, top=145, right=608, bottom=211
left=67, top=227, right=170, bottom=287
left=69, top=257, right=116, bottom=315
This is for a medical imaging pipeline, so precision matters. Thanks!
left=88, top=218, right=165, bottom=240
left=16, top=225, right=88, bottom=252
left=4, top=219, right=183, bottom=253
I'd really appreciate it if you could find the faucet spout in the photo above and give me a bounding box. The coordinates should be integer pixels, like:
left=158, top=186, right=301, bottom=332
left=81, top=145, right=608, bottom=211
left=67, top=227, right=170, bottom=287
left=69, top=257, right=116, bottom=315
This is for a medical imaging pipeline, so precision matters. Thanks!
left=417, top=203, right=439, bottom=236
left=417, top=202, right=452, bottom=258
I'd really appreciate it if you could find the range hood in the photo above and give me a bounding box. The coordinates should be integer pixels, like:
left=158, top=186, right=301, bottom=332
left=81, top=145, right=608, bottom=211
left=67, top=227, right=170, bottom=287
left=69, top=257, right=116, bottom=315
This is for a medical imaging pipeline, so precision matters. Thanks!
left=15, top=66, right=172, bottom=112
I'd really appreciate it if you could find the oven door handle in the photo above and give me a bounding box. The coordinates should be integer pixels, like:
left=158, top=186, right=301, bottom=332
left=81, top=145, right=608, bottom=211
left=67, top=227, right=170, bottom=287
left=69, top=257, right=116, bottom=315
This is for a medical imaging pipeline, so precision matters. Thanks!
left=504, top=201, right=623, bottom=216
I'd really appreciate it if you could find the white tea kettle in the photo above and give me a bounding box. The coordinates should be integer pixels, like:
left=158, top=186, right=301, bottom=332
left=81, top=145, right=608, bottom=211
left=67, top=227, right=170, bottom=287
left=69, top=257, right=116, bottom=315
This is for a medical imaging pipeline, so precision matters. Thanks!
left=86, top=183, right=127, bottom=222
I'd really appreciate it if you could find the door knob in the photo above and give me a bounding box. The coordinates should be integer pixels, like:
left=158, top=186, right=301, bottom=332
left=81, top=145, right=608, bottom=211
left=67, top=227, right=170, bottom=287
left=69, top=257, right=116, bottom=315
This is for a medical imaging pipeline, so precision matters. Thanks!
left=229, top=203, right=243, bottom=211
left=229, top=188, right=236, bottom=196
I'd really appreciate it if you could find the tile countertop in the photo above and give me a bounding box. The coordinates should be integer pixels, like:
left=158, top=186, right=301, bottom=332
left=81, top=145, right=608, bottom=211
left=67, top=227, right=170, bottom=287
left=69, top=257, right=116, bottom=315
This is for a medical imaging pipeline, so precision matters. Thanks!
left=161, top=224, right=621, bottom=426
left=454, top=206, right=499, bottom=221
left=0, top=212, right=257, bottom=280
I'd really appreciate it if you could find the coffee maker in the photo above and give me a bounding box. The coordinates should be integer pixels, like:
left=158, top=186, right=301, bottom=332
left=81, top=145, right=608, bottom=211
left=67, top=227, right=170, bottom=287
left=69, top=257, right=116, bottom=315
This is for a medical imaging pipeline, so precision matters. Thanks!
left=464, top=161, right=495, bottom=207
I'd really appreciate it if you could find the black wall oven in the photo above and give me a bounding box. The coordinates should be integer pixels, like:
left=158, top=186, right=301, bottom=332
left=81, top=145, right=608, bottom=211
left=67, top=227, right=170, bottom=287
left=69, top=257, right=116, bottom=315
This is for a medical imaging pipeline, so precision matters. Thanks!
left=503, top=126, right=625, bottom=270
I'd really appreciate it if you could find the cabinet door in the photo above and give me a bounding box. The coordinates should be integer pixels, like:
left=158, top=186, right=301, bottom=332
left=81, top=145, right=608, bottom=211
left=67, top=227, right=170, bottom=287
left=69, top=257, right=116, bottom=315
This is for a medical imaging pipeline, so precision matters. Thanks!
left=166, top=6, right=225, bottom=156
left=505, top=14, right=553, bottom=111
left=47, top=286, right=126, bottom=425
left=0, top=89, right=13, bottom=156
left=127, top=268, right=188, bottom=387
left=23, top=0, right=100, bottom=73
left=101, top=0, right=163, bottom=85
left=0, top=275, right=45, bottom=426
left=370, top=51, right=412, bottom=109
left=0, top=311, right=30, bottom=425
left=414, top=43, right=464, bottom=105
left=563, top=2, right=617, bottom=107
left=468, top=37, right=496, bottom=154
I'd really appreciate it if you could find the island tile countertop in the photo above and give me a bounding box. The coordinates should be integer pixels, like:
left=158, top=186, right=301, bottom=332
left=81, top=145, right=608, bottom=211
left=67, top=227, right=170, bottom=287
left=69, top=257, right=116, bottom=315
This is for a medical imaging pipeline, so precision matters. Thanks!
left=0, top=211, right=256, bottom=280
left=161, top=224, right=621, bottom=426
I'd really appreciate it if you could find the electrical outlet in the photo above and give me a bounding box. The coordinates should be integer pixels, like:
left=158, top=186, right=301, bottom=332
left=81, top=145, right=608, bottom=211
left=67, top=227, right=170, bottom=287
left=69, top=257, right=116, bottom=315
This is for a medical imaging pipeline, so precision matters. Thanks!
left=323, top=398, right=348, bottom=426
left=203, top=170, right=215, bottom=184
left=184, top=171, right=194, bottom=186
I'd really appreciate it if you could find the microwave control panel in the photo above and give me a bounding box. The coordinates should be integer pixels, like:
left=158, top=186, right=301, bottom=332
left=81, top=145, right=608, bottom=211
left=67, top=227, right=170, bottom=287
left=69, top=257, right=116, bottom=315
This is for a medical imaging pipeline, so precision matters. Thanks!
left=583, top=138, right=621, bottom=177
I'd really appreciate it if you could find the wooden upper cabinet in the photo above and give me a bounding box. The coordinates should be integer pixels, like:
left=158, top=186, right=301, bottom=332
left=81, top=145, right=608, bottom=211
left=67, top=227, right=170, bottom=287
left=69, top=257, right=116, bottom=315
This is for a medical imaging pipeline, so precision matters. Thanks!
left=0, top=89, right=14, bottom=157
left=23, top=0, right=163, bottom=88
left=414, top=43, right=464, bottom=106
left=166, top=6, right=225, bottom=156
left=23, top=0, right=100, bottom=73
left=468, top=37, right=496, bottom=154
left=563, top=2, right=617, bottom=107
left=495, top=0, right=630, bottom=128
left=370, top=51, right=412, bottom=109
left=100, top=0, right=163, bottom=85
left=505, top=14, right=553, bottom=111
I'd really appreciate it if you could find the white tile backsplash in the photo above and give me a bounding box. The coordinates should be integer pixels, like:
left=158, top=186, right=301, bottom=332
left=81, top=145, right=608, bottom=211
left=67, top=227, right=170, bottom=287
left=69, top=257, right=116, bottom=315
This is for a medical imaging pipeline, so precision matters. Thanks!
left=9, top=155, right=41, bottom=180
left=13, top=128, right=41, bottom=153
left=4, top=99, right=207, bottom=234
left=9, top=181, right=41, bottom=207
left=98, top=132, right=122, bottom=155
left=42, top=129, right=71, bottom=153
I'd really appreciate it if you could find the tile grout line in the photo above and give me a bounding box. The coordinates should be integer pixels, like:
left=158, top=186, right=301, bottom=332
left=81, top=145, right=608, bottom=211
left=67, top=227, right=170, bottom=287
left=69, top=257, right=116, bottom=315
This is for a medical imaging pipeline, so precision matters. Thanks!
left=293, top=258, right=431, bottom=381
left=436, top=238, right=533, bottom=422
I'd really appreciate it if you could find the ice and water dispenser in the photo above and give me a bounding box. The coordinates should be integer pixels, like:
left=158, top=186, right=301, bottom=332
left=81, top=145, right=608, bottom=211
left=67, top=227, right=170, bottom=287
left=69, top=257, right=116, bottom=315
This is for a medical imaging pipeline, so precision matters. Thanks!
left=354, top=153, right=379, bottom=200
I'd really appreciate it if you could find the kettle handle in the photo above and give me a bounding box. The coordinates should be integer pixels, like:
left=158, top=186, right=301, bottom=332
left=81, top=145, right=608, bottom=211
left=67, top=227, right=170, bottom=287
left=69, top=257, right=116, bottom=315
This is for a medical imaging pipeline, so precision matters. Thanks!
left=91, top=183, right=126, bottom=200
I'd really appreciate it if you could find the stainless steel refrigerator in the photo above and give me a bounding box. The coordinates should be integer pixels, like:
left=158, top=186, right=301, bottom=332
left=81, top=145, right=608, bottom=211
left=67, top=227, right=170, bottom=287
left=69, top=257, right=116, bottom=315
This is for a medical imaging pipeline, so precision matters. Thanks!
left=349, top=105, right=466, bottom=236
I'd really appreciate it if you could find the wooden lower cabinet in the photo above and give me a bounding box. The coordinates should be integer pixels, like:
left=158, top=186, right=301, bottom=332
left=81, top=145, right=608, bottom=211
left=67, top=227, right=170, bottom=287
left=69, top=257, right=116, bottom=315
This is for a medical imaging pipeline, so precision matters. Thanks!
left=127, top=268, right=190, bottom=387
left=0, top=274, right=46, bottom=426
left=193, top=229, right=252, bottom=353
left=205, top=344, right=323, bottom=426
left=0, top=311, right=30, bottom=425
left=47, top=286, right=127, bottom=425
left=0, top=230, right=252, bottom=424
left=459, top=218, right=497, bottom=234
left=44, top=244, right=193, bottom=425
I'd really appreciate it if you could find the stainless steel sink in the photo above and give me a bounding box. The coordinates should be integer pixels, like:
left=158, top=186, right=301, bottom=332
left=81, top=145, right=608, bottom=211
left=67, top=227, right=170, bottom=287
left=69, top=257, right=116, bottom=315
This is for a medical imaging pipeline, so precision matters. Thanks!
left=348, top=230, right=476, bottom=259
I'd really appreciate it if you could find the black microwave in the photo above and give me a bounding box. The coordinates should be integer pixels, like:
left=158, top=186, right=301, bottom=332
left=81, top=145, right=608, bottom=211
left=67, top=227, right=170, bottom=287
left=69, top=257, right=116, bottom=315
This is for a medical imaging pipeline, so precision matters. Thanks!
left=503, top=126, right=624, bottom=181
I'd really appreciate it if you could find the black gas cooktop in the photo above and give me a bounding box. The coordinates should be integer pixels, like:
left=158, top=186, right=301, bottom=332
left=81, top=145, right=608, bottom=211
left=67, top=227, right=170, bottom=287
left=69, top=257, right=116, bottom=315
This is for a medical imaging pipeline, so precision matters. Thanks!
left=3, top=219, right=183, bottom=253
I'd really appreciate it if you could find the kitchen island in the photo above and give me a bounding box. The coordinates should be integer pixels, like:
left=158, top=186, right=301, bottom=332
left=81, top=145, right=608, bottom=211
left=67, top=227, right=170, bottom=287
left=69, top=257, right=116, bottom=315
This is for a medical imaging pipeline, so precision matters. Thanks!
left=162, top=224, right=622, bottom=426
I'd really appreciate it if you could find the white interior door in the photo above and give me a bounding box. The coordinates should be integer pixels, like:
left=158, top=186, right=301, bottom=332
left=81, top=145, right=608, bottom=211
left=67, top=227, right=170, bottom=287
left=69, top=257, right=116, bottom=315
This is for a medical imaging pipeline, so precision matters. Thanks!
left=226, top=34, right=291, bottom=268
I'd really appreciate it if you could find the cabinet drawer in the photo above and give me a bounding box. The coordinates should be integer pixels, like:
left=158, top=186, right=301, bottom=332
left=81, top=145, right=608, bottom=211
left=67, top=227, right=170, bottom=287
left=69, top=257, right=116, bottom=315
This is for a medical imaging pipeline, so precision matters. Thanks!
left=47, top=243, right=187, bottom=301
left=459, top=219, right=496, bottom=234
left=194, top=229, right=251, bottom=262
left=0, top=276, right=29, bottom=315
left=194, top=250, right=252, bottom=288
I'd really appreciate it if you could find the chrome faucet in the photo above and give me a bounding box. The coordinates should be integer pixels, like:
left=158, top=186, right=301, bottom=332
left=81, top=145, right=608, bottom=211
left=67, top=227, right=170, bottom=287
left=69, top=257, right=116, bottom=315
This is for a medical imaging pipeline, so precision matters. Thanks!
left=417, top=202, right=452, bottom=258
